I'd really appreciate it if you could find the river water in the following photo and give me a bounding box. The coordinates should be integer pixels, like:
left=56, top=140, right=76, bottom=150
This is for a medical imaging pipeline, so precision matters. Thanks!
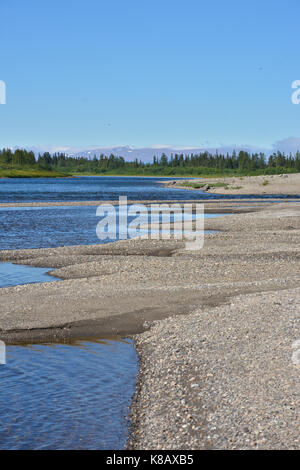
left=0, top=338, right=138, bottom=450
left=0, top=262, right=56, bottom=287
left=0, top=176, right=292, bottom=449
left=0, top=261, right=138, bottom=450
left=0, top=175, right=297, bottom=203
left=0, top=176, right=202, bottom=203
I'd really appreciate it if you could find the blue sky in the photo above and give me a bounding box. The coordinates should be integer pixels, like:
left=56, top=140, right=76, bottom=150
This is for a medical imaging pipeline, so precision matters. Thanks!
left=0, top=0, right=300, bottom=152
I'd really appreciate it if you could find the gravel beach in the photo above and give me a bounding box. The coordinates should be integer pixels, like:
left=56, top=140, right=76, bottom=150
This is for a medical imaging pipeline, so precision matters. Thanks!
left=129, top=287, right=300, bottom=449
left=127, top=201, right=300, bottom=450
left=164, top=172, right=300, bottom=196
left=0, top=200, right=299, bottom=449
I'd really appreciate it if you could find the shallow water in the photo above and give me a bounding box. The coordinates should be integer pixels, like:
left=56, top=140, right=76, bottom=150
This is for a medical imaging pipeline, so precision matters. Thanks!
left=0, top=205, right=223, bottom=250
left=0, top=264, right=137, bottom=451
left=0, top=338, right=138, bottom=450
left=0, top=262, right=57, bottom=288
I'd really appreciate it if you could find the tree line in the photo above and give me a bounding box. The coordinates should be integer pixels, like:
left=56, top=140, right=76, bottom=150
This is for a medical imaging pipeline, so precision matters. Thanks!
left=1, top=148, right=300, bottom=175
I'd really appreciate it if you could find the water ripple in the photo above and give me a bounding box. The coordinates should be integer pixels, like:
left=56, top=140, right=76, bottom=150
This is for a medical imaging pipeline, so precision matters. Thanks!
left=0, top=339, right=138, bottom=450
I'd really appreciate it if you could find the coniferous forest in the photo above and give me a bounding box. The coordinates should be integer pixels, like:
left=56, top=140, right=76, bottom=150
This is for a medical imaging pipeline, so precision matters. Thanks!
left=1, top=147, right=300, bottom=177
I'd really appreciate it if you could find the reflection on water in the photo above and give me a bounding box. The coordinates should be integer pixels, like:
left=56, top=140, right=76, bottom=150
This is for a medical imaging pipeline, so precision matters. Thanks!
left=0, top=338, right=138, bottom=450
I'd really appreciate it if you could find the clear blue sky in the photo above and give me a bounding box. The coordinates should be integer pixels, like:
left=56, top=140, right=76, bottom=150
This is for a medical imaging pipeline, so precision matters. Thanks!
left=0, top=0, right=300, bottom=151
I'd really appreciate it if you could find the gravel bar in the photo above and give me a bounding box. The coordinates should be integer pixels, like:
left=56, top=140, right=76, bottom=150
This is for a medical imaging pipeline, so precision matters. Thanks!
left=0, top=200, right=300, bottom=449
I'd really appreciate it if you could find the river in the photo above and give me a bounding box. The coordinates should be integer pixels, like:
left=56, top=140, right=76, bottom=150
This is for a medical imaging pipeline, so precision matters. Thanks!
left=0, top=176, right=283, bottom=449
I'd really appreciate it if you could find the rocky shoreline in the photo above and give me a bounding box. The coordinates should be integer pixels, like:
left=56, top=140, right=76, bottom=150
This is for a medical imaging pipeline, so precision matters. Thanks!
left=128, top=287, right=300, bottom=449
left=127, top=201, right=300, bottom=449
left=0, top=200, right=300, bottom=449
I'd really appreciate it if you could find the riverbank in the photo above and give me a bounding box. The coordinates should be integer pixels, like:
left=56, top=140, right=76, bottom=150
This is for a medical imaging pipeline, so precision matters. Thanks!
left=0, top=201, right=300, bottom=343
left=0, top=201, right=296, bottom=342
left=0, top=168, right=66, bottom=178
left=164, top=172, right=300, bottom=195
left=0, top=200, right=299, bottom=449
left=129, top=286, right=300, bottom=449
left=127, top=201, right=300, bottom=450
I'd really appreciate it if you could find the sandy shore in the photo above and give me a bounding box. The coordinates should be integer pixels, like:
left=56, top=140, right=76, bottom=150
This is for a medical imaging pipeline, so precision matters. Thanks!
left=164, top=172, right=300, bottom=195
left=0, top=200, right=298, bottom=342
left=0, top=200, right=300, bottom=448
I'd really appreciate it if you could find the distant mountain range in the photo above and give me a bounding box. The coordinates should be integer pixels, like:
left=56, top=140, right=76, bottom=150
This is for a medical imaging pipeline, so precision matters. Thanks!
left=8, top=138, right=300, bottom=162
left=63, top=145, right=269, bottom=162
